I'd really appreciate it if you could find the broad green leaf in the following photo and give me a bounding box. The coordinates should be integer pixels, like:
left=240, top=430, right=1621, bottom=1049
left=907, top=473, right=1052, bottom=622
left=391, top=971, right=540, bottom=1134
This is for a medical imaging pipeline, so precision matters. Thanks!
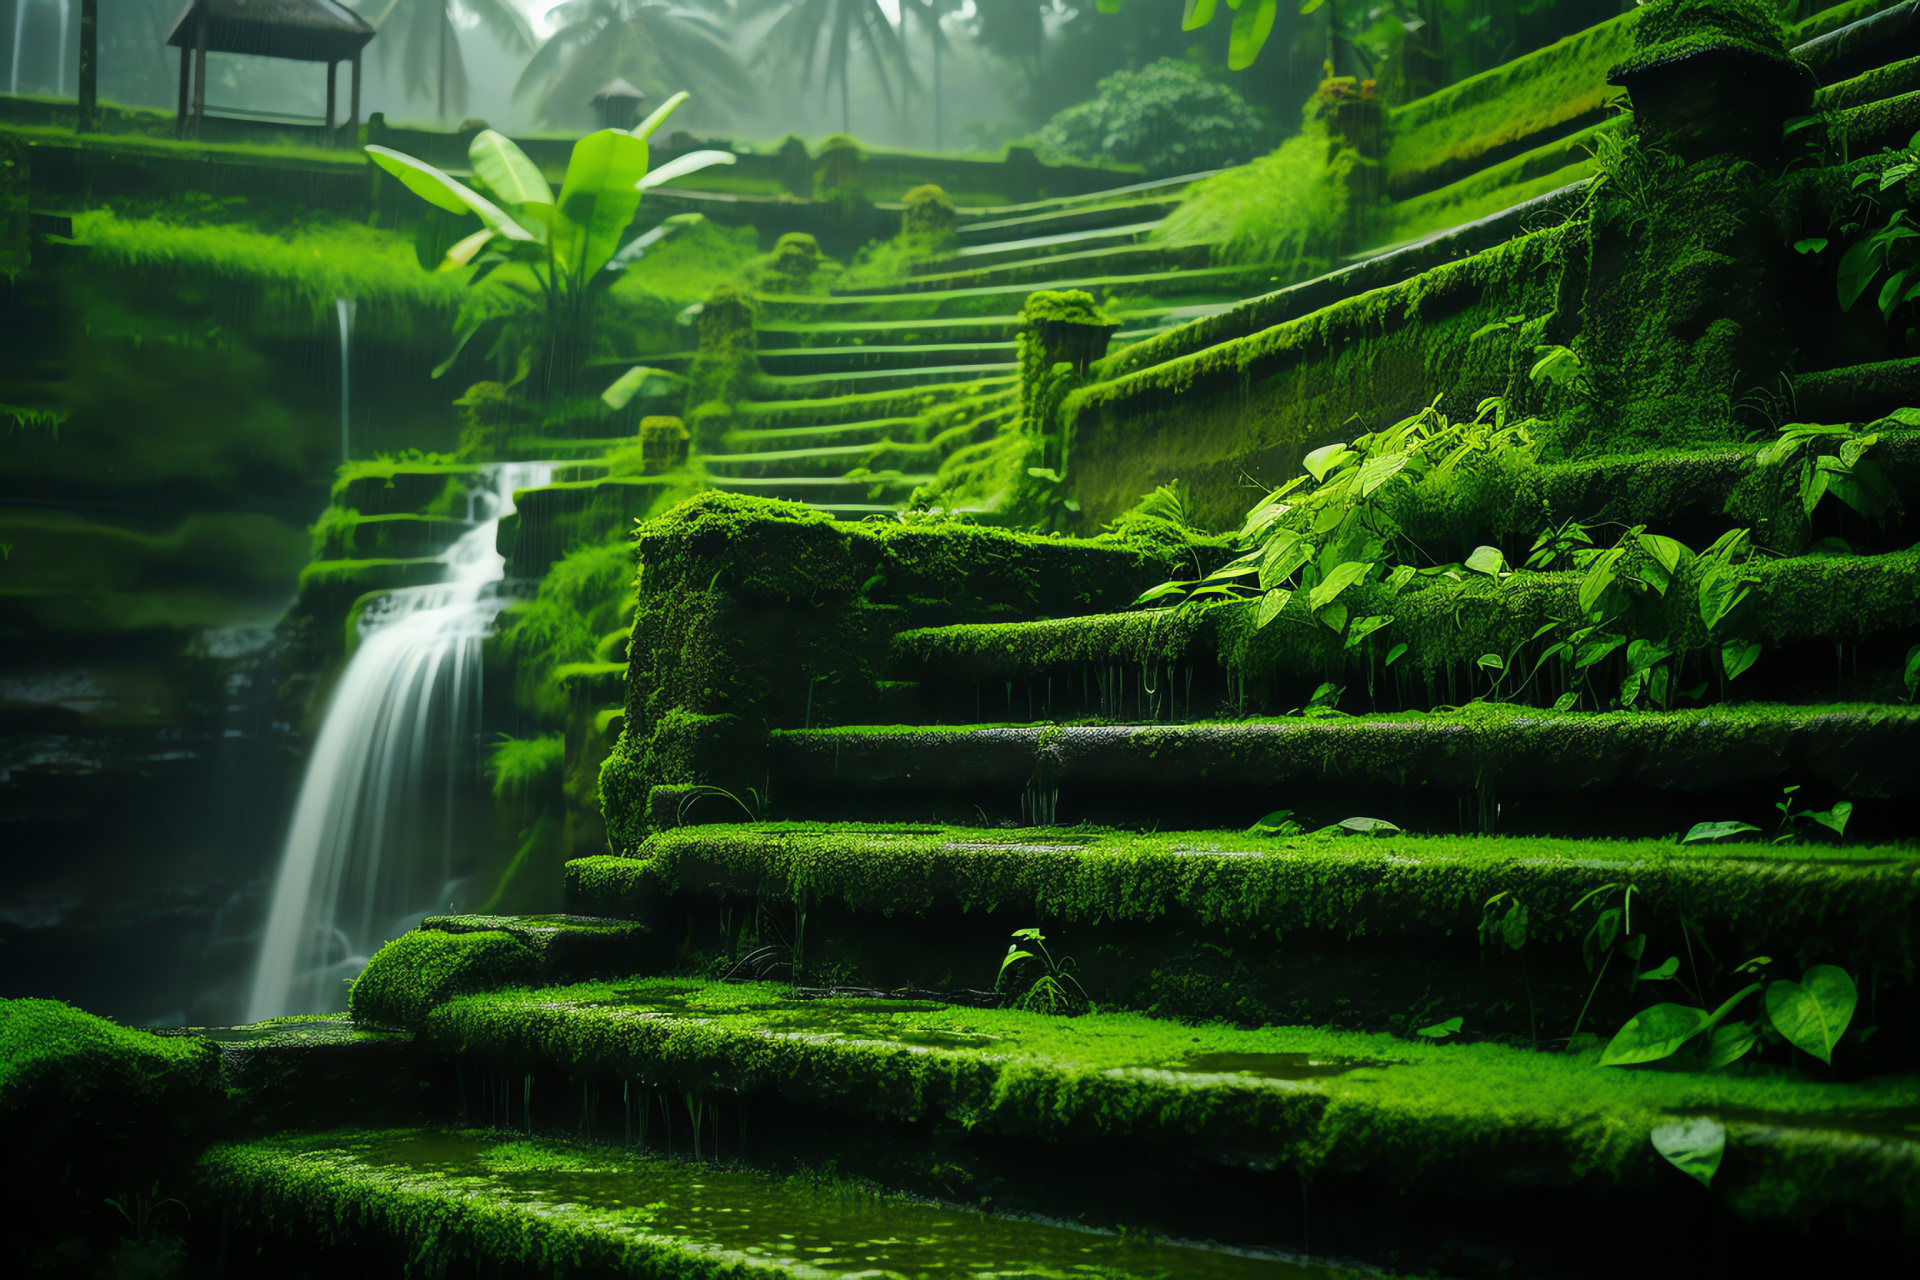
left=1344, top=613, right=1392, bottom=648
left=1500, top=901, right=1528, bottom=951
left=1337, top=816, right=1401, bottom=835
left=1838, top=234, right=1886, bottom=310
left=1302, top=442, right=1352, bottom=482
left=600, top=365, right=683, bottom=410
left=629, top=90, right=690, bottom=143
left=1905, top=642, right=1920, bottom=697
left=1882, top=267, right=1915, bottom=322
left=1318, top=601, right=1348, bottom=633
left=470, top=129, right=552, bottom=211
left=1765, top=966, right=1856, bottom=1064
left=1182, top=0, right=1217, bottom=27
left=440, top=228, right=496, bottom=271
left=1881, top=161, right=1918, bottom=190
left=1552, top=691, right=1579, bottom=712
left=1794, top=237, right=1828, bottom=254
left=1383, top=564, right=1415, bottom=597
left=1354, top=451, right=1410, bottom=496
left=638, top=149, right=738, bottom=191
left=1254, top=587, right=1292, bottom=630
left=1600, top=1003, right=1711, bottom=1066
left=1415, top=1016, right=1462, bottom=1039
left=1650, top=1118, right=1726, bottom=1188
left=1884, top=406, right=1920, bottom=427
left=1625, top=638, right=1669, bottom=675
left=1721, top=640, right=1761, bottom=681
left=1574, top=634, right=1625, bottom=669
left=1248, top=807, right=1296, bottom=834
left=1697, top=561, right=1751, bottom=632
left=1809, top=800, right=1852, bottom=836
left=1682, top=820, right=1761, bottom=844
left=1384, top=642, right=1409, bottom=667
left=1637, top=956, right=1679, bottom=981
left=997, top=946, right=1035, bottom=982
left=1577, top=551, right=1619, bottom=615
left=1477, top=652, right=1503, bottom=672
left=1096, top=0, right=1121, bottom=11
left=1465, top=544, right=1506, bottom=576
left=1259, top=533, right=1313, bottom=590
left=1132, top=580, right=1196, bottom=607
left=1227, top=0, right=1276, bottom=69
left=555, top=128, right=655, bottom=280
left=1636, top=532, right=1688, bottom=575
left=1300, top=0, right=1325, bottom=10
left=366, top=146, right=535, bottom=239
left=1309, top=559, right=1371, bottom=611
left=1708, top=1020, right=1758, bottom=1067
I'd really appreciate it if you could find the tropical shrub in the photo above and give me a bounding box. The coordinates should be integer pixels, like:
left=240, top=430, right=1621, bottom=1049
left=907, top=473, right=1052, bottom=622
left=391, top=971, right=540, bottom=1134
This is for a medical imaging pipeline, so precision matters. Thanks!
left=1036, top=59, right=1271, bottom=176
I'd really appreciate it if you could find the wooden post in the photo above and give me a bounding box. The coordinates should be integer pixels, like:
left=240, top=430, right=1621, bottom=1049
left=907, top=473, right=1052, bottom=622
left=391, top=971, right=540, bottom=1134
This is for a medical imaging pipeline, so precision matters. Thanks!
left=325, top=59, right=337, bottom=142
left=77, top=0, right=97, bottom=133
left=191, top=9, right=208, bottom=139
left=176, top=43, right=190, bottom=138
left=348, top=52, right=361, bottom=142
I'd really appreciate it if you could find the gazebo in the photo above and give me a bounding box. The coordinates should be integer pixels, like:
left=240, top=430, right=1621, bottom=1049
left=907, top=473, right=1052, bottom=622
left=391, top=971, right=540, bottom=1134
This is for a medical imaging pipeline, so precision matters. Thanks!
left=167, top=0, right=376, bottom=143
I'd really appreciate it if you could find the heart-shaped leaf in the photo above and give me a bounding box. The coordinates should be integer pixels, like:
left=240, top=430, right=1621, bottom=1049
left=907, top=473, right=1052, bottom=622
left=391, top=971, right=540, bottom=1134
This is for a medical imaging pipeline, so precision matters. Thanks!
left=1809, top=800, right=1852, bottom=836
left=1465, top=544, right=1506, bottom=576
left=1255, top=587, right=1293, bottom=630
left=1708, top=1020, right=1757, bottom=1067
left=1765, top=966, right=1856, bottom=1064
left=1650, top=1117, right=1726, bottom=1187
left=1336, top=816, right=1401, bottom=836
left=1721, top=641, right=1761, bottom=681
left=1600, top=1003, right=1711, bottom=1066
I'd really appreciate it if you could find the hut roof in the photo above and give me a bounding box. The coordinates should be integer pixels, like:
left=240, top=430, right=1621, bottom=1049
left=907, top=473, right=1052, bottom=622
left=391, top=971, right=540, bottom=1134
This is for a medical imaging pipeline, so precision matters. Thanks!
left=167, top=0, right=375, bottom=64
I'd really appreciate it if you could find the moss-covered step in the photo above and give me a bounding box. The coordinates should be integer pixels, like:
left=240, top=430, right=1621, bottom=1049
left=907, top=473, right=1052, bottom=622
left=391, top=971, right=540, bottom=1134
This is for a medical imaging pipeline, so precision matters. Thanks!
left=753, top=266, right=1265, bottom=324
left=312, top=511, right=470, bottom=561
left=349, top=978, right=1920, bottom=1269
left=702, top=435, right=966, bottom=481
left=926, top=219, right=1166, bottom=273
left=333, top=463, right=479, bottom=517
left=752, top=340, right=1020, bottom=376
left=567, top=822, right=1920, bottom=1047
left=719, top=416, right=934, bottom=452
left=710, top=473, right=936, bottom=506
left=955, top=196, right=1184, bottom=240
left=761, top=704, right=1920, bottom=838
left=1817, top=52, right=1920, bottom=111
left=754, top=314, right=1025, bottom=348
left=752, top=362, right=1021, bottom=398
left=1103, top=180, right=1589, bottom=381
left=734, top=378, right=1017, bottom=430
left=500, top=475, right=702, bottom=578
left=885, top=544, right=1920, bottom=718
left=1795, top=0, right=1920, bottom=84
left=835, top=241, right=1213, bottom=296
left=420, top=913, right=656, bottom=982
left=197, top=1127, right=1330, bottom=1279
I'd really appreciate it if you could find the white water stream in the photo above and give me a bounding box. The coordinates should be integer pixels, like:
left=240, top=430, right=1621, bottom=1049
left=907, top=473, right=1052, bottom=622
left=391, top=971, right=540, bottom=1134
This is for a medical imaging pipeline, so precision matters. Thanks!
left=245, top=462, right=551, bottom=1020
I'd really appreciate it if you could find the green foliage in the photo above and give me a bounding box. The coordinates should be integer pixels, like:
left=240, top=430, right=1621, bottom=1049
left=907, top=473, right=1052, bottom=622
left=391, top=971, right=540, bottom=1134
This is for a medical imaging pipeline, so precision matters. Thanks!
left=1156, top=125, right=1349, bottom=269
left=369, top=97, right=735, bottom=397
left=1036, top=59, right=1272, bottom=176
left=996, top=927, right=1090, bottom=1015
left=500, top=541, right=638, bottom=719
left=1650, top=1117, right=1726, bottom=1187
left=489, top=733, right=566, bottom=810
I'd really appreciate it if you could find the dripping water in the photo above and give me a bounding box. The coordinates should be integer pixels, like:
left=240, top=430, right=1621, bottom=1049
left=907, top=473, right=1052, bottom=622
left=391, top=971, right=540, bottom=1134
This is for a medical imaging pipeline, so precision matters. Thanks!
left=244, top=461, right=551, bottom=1019
left=336, top=297, right=355, bottom=464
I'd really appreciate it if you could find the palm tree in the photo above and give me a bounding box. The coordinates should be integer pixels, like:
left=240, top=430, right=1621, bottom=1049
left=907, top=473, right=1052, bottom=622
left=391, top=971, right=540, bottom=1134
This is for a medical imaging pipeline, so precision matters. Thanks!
left=361, top=0, right=533, bottom=123
left=514, top=0, right=748, bottom=128
left=742, top=0, right=915, bottom=135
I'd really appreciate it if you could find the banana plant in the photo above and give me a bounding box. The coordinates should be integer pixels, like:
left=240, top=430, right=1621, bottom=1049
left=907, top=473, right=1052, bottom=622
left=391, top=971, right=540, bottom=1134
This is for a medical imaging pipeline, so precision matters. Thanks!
left=366, top=91, right=736, bottom=397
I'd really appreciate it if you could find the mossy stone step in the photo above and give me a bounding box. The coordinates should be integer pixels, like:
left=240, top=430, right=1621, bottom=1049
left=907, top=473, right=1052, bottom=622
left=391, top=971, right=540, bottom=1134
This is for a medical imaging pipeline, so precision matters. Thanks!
left=764, top=705, right=1920, bottom=838
left=566, top=824, right=1920, bottom=1042
left=754, top=363, right=1020, bottom=397
left=711, top=474, right=935, bottom=504
left=719, top=416, right=927, bottom=450
left=755, top=315, right=1025, bottom=347
left=753, top=266, right=1262, bottom=323
left=314, top=512, right=469, bottom=561
left=420, top=913, right=655, bottom=982
left=332, top=464, right=477, bottom=516
left=753, top=341, right=1019, bottom=376
left=885, top=544, right=1920, bottom=717
left=1817, top=53, right=1920, bottom=111
left=956, top=196, right=1184, bottom=239
left=198, top=1127, right=1314, bottom=1279
left=349, top=977, right=1919, bottom=1259
left=927, top=220, right=1166, bottom=272
left=702, top=437, right=961, bottom=480
left=834, top=242, right=1212, bottom=296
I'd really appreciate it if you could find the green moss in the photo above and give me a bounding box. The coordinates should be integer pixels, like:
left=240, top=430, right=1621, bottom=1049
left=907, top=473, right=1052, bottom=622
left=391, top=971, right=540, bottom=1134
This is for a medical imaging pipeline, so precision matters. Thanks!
left=348, top=930, right=541, bottom=1030
left=1610, top=0, right=1793, bottom=80
left=198, top=1127, right=1302, bottom=1278
left=413, top=977, right=1919, bottom=1218
left=578, top=821, right=1920, bottom=969
left=499, top=541, right=638, bottom=720
left=1384, top=12, right=1636, bottom=197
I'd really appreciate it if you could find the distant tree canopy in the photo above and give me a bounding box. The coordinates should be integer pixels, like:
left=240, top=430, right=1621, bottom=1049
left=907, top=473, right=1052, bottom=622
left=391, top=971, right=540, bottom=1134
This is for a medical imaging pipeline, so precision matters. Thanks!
left=1036, top=58, right=1271, bottom=176
left=514, top=0, right=749, bottom=127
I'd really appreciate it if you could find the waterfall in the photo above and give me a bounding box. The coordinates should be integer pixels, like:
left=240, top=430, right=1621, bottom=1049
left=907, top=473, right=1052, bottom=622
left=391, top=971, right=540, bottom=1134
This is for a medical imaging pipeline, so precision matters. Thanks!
left=11, top=0, right=28, bottom=95
left=245, top=461, right=551, bottom=1020
left=336, top=298, right=355, bottom=464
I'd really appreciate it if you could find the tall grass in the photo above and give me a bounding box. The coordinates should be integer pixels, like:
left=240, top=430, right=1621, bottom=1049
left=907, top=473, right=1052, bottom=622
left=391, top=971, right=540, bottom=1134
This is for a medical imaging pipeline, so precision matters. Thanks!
left=1154, top=127, right=1350, bottom=272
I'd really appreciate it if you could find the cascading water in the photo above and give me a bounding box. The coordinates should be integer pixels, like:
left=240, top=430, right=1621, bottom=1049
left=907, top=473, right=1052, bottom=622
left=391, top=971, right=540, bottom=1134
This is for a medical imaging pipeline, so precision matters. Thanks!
left=336, top=298, right=355, bottom=464
left=245, top=461, right=551, bottom=1020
